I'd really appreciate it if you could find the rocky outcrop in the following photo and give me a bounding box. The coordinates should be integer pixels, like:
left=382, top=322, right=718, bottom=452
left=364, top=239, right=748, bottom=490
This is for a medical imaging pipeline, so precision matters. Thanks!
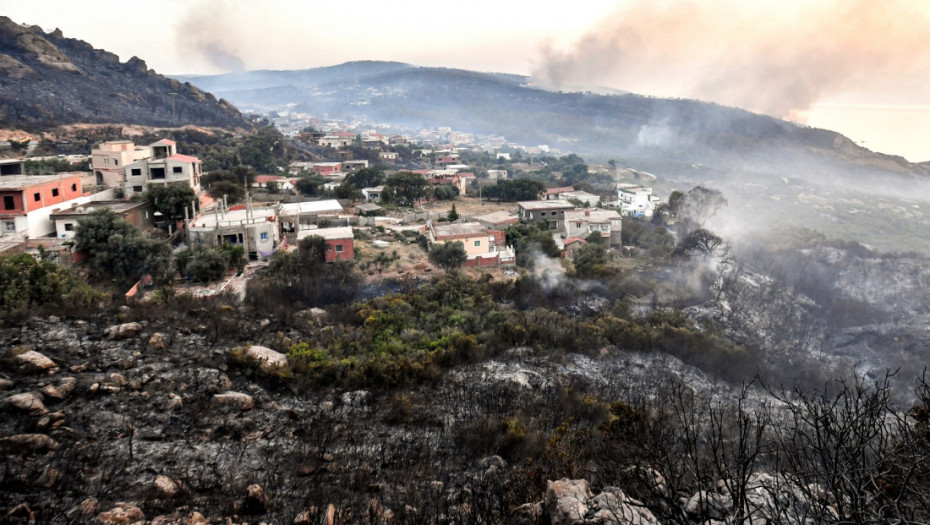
left=243, top=345, right=288, bottom=373
left=13, top=350, right=57, bottom=373
left=0, top=15, right=249, bottom=130
left=510, top=479, right=660, bottom=525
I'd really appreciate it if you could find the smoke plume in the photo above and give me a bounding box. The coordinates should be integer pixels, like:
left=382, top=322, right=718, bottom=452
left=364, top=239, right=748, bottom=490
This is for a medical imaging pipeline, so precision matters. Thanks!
left=533, top=0, right=930, bottom=119
left=176, top=0, right=246, bottom=73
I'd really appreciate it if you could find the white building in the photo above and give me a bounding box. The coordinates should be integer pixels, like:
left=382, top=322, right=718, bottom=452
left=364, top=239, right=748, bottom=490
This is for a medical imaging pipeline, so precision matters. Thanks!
left=562, top=208, right=622, bottom=248
left=617, top=185, right=659, bottom=217
left=188, top=205, right=279, bottom=258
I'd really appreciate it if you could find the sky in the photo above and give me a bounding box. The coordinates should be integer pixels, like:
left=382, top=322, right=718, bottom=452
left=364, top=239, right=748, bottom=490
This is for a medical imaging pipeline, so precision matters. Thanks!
left=3, top=0, right=930, bottom=161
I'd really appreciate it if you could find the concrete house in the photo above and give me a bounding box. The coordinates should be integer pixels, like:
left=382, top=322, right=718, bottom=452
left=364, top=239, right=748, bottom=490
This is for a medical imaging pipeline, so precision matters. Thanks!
left=277, top=200, right=344, bottom=239
left=187, top=204, right=279, bottom=259
left=50, top=200, right=154, bottom=240
left=362, top=186, right=385, bottom=202
left=298, top=226, right=354, bottom=262
left=562, top=208, right=623, bottom=248
left=122, top=140, right=202, bottom=199
left=91, top=140, right=150, bottom=187
left=617, top=185, right=659, bottom=217
left=426, top=221, right=515, bottom=267
left=517, top=200, right=575, bottom=231
left=0, top=159, right=26, bottom=176
left=1, top=174, right=85, bottom=238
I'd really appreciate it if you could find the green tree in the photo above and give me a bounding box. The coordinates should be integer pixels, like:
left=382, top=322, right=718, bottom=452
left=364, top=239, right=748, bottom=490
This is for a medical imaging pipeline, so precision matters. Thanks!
left=187, top=247, right=228, bottom=283
left=74, top=209, right=171, bottom=286
left=208, top=180, right=246, bottom=204
left=143, top=184, right=197, bottom=223
left=345, top=167, right=384, bottom=189
left=384, top=171, right=430, bottom=206
left=0, top=254, right=104, bottom=314
left=429, top=241, right=467, bottom=272
left=447, top=203, right=460, bottom=222
left=219, top=243, right=246, bottom=273
left=573, top=242, right=613, bottom=278
left=298, top=235, right=328, bottom=267
left=433, top=184, right=459, bottom=201
left=295, top=176, right=324, bottom=196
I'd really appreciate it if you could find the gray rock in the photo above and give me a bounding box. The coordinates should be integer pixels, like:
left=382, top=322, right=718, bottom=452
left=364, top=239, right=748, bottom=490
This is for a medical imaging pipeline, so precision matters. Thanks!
left=244, top=345, right=289, bottom=373
left=14, top=350, right=56, bottom=373
left=154, top=475, right=181, bottom=498
left=0, top=378, right=13, bottom=390
left=67, top=498, right=99, bottom=521
left=0, top=433, right=59, bottom=453
left=5, top=391, right=46, bottom=414
left=96, top=502, right=145, bottom=525
left=510, top=502, right=543, bottom=525
left=545, top=479, right=592, bottom=525
left=41, top=376, right=76, bottom=399
left=109, top=322, right=142, bottom=339
left=591, top=488, right=660, bottom=525
left=211, top=391, right=254, bottom=411
left=685, top=490, right=732, bottom=519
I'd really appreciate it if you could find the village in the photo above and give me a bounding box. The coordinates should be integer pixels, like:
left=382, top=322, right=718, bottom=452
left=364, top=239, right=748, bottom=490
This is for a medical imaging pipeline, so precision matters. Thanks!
left=0, top=125, right=663, bottom=300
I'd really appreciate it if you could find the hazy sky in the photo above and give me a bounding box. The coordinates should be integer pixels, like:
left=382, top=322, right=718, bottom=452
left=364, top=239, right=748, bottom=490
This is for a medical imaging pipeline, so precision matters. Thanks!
left=4, top=0, right=930, bottom=161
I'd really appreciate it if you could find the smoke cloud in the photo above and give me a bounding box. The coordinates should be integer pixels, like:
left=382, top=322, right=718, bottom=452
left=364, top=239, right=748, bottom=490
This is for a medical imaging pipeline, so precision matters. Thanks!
left=533, top=0, right=930, bottom=119
left=176, top=0, right=246, bottom=73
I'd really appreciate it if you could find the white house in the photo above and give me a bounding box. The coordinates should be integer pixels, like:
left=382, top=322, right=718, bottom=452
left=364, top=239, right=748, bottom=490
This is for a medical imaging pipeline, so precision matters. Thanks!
left=617, top=185, right=659, bottom=217
left=562, top=208, right=622, bottom=248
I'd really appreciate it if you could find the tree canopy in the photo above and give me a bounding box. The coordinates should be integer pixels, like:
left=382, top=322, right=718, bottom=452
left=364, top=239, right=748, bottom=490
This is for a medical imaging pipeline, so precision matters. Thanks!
left=429, top=241, right=467, bottom=272
left=143, top=184, right=197, bottom=223
left=74, top=209, right=171, bottom=286
left=384, top=172, right=430, bottom=206
left=482, top=178, right=545, bottom=202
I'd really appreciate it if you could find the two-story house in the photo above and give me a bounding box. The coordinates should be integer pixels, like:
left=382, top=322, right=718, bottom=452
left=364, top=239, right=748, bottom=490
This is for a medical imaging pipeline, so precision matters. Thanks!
left=91, top=140, right=151, bottom=187
left=617, top=185, right=659, bottom=217
left=517, top=200, right=576, bottom=231
left=0, top=174, right=86, bottom=238
left=562, top=208, right=623, bottom=248
left=122, top=139, right=202, bottom=198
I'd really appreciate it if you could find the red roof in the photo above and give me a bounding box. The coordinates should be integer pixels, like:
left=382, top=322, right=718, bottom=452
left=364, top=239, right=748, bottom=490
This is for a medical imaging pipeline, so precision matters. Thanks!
left=166, top=154, right=200, bottom=163
left=255, top=175, right=284, bottom=184
left=153, top=139, right=177, bottom=146
left=543, top=186, right=574, bottom=196
left=564, top=237, right=588, bottom=246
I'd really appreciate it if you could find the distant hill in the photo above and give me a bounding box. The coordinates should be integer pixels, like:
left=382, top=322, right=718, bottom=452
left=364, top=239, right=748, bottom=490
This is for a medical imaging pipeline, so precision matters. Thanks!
left=184, top=61, right=930, bottom=179
left=0, top=16, right=249, bottom=130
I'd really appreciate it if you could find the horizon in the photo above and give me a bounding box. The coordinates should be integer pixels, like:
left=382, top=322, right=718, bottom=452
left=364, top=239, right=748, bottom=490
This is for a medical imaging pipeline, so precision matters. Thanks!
left=2, top=0, right=929, bottom=162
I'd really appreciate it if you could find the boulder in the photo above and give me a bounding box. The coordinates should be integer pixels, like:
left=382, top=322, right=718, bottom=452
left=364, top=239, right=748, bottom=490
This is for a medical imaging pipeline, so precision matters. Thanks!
left=685, top=490, right=732, bottom=520
left=510, top=502, right=544, bottom=525
left=185, top=511, right=208, bottom=525
left=41, top=376, right=76, bottom=399
left=244, top=345, right=288, bottom=373
left=14, top=350, right=56, bottom=373
left=147, top=333, right=166, bottom=351
left=5, top=391, right=46, bottom=414
left=97, top=502, right=145, bottom=525
left=7, top=502, right=35, bottom=522
left=545, top=479, right=592, bottom=525
left=211, top=391, right=254, bottom=411
left=154, top=475, right=181, bottom=498
left=67, top=498, right=99, bottom=521
left=242, top=483, right=269, bottom=514
left=165, top=393, right=183, bottom=411
left=293, top=509, right=312, bottom=524
left=591, top=488, right=660, bottom=525
left=323, top=504, right=336, bottom=525
left=0, top=433, right=59, bottom=453
left=109, top=322, right=142, bottom=340
left=0, top=378, right=12, bottom=390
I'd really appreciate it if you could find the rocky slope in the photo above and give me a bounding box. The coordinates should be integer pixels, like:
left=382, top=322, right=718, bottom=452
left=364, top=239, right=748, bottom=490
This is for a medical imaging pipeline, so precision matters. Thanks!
left=0, top=16, right=249, bottom=131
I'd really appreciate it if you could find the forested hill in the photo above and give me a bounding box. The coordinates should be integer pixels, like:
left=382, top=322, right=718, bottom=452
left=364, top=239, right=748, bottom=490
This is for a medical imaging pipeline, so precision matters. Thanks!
left=185, top=61, right=930, bottom=179
left=0, top=16, right=249, bottom=130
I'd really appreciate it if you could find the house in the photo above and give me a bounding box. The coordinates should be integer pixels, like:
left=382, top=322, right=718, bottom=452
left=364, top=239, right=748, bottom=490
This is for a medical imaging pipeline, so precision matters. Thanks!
left=472, top=210, right=518, bottom=230
left=298, top=226, right=354, bottom=262
left=277, top=200, right=344, bottom=237
left=540, top=186, right=574, bottom=200
left=617, top=185, right=659, bottom=217
left=91, top=140, right=151, bottom=187
left=253, top=175, right=297, bottom=192
left=517, top=200, right=575, bottom=231
left=362, top=186, right=385, bottom=202
left=50, top=200, right=154, bottom=239
left=486, top=169, right=507, bottom=180
left=342, top=160, right=370, bottom=172
left=561, top=237, right=587, bottom=260
left=0, top=158, right=25, bottom=176
left=562, top=208, right=623, bottom=248
left=117, top=139, right=203, bottom=199
left=559, top=190, right=601, bottom=207
left=319, top=133, right=355, bottom=149
left=187, top=204, right=279, bottom=259
left=310, top=162, right=343, bottom=177
left=426, top=221, right=515, bottom=267
left=378, top=151, right=398, bottom=164
left=354, top=202, right=382, bottom=216
left=0, top=174, right=85, bottom=238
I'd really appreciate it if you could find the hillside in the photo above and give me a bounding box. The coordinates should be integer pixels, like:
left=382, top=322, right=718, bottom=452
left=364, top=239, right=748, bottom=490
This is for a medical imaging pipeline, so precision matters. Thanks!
left=0, top=17, right=249, bottom=131
left=184, top=62, right=930, bottom=178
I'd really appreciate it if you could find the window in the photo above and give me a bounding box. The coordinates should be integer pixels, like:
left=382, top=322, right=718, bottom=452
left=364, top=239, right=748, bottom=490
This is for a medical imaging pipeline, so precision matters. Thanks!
left=34, top=193, right=41, bottom=202
left=3, top=196, right=14, bottom=210
left=473, top=240, right=481, bottom=247
left=64, top=223, right=74, bottom=231
left=173, top=167, right=183, bottom=174
left=114, top=159, right=118, bottom=166
left=133, top=186, right=143, bottom=193
left=131, top=168, right=142, bottom=176
left=52, top=188, right=59, bottom=197
left=71, top=184, right=76, bottom=191
left=151, top=168, right=166, bottom=179
left=335, top=244, right=343, bottom=252
left=260, top=232, right=268, bottom=241
left=5, top=221, right=15, bottom=231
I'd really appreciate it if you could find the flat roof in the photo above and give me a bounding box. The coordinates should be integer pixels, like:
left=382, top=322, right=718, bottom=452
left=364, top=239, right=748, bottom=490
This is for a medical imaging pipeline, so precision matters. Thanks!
left=50, top=200, right=147, bottom=218
left=278, top=200, right=343, bottom=215
left=564, top=209, right=622, bottom=223
left=432, top=222, right=488, bottom=238
left=298, top=226, right=354, bottom=240
left=0, top=174, right=80, bottom=190
left=472, top=210, right=518, bottom=223
left=518, top=199, right=574, bottom=210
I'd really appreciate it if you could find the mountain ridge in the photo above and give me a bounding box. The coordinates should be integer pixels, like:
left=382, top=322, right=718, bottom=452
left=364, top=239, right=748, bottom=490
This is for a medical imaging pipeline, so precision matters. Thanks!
left=0, top=16, right=250, bottom=131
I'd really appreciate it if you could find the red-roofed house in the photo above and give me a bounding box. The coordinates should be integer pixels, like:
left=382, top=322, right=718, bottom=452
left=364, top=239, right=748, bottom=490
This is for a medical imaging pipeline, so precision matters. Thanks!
left=561, top=237, right=587, bottom=260
left=94, top=139, right=202, bottom=199
left=541, top=186, right=574, bottom=200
